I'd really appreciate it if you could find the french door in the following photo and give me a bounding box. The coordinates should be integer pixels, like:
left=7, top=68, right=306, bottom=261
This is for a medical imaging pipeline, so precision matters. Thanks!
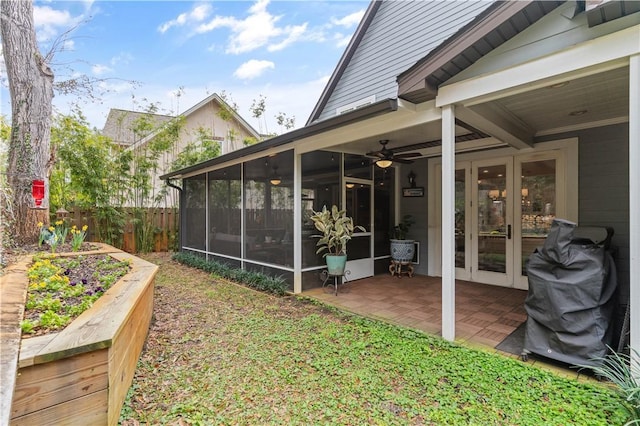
left=435, top=149, right=566, bottom=289
left=472, top=158, right=514, bottom=286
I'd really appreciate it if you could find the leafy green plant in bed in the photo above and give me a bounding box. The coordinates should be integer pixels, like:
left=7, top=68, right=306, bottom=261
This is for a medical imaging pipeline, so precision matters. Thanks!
left=21, top=253, right=131, bottom=336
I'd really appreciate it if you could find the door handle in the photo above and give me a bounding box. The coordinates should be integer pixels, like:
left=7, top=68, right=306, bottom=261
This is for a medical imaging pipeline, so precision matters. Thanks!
left=507, top=224, right=512, bottom=239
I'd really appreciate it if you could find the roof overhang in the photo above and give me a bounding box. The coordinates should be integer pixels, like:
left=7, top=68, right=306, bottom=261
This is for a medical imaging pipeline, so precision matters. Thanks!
left=397, top=1, right=565, bottom=104
left=160, top=98, right=398, bottom=180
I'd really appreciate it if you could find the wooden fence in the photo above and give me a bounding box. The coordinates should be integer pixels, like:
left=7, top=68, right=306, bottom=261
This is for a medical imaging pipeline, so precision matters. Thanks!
left=65, top=207, right=179, bottom=253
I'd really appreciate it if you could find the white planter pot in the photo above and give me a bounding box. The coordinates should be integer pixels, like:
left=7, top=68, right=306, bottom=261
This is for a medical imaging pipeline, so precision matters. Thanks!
left=390, top=239, right=415, bottom=263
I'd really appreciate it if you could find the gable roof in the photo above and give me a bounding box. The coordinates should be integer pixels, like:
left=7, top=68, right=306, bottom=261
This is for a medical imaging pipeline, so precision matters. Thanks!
left=104, top=93, right=260, bottom=152
left=307, top=0, right=496, bottom=125
left=178, top=93, right=260, bottom=140
left=397, top=0, right=565, bottom=103
left=306, top=0, right=382, bottom=125
left=102, top=108, right=173, bottom=147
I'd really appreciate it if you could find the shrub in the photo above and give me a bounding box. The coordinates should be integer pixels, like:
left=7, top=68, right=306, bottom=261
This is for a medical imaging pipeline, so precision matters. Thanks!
left=582, top=348, right=640, bottom=425
left=172, top=252, right=288, bottom=296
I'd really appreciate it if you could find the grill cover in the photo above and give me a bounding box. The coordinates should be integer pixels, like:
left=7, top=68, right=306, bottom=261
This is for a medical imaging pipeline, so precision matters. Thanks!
left=524, top=219, right=617, bottom=366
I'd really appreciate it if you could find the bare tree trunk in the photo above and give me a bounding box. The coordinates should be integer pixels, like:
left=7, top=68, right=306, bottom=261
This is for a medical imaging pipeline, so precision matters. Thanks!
left=1, top=0, right=54, bottom=244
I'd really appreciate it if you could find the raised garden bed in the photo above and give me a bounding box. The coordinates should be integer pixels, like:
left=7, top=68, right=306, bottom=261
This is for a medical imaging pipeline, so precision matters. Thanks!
left=5, top=244, right=157, bottom=425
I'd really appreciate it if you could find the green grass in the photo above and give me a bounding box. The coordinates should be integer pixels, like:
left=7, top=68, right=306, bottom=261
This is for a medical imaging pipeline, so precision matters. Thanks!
left=120, top=253, right=627, bottom=425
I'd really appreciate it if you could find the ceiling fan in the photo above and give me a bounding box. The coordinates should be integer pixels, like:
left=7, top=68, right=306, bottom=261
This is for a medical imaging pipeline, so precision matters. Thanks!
left=366, top=140, right=421, bottom=168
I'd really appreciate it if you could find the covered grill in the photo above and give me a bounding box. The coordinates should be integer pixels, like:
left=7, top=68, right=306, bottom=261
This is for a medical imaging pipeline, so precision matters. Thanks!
left=523, top=219, right=617, bottom=367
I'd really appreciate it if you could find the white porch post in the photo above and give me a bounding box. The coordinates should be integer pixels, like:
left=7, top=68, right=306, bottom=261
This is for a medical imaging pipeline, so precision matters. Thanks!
left=629, top=54, right=639, bottom=365
left=441, top=104, right=456, bottom=341
left=293, top=148, right=302, bottom=294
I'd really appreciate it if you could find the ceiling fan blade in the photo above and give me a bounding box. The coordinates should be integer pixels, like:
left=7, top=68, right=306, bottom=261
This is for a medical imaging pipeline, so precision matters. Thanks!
left=365, top=151, right=384, bottom=158
left=394, top=158, right=414, bottom=164
left=395, top=152, right=421, bottom=159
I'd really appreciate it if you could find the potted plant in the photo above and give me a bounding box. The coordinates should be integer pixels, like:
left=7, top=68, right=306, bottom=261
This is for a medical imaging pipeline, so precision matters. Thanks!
left=390, top=214, right=416, bottom=263
left=309, top=205, right=364, bottom=275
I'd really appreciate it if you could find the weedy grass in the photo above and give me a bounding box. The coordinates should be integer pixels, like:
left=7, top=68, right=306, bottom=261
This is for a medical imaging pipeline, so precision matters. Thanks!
left=120, top=253, right=627, bottom=425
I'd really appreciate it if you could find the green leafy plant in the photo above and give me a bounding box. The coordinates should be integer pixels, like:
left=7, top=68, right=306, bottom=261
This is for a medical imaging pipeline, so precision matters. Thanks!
left=37, top=220, right=69, bottom=252
left=309, top=205, right=364, bottom=256
left=22, top=253, right=130, bottom=335
left=392, top=214, right=415, bottom=240
left=172, top=251, right=288, bottom=296
left=70, top=224, right=88, bottom=251
left=582, top=349, right=640, bottom=425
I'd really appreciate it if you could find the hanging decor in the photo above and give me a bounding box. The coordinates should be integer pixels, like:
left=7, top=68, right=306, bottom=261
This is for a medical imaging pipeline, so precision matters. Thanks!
left=32, top=179, right=45, bottom=208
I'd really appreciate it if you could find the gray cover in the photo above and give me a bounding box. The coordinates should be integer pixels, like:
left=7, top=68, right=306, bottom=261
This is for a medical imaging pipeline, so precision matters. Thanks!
left=524, top=219, right=617, bottom=366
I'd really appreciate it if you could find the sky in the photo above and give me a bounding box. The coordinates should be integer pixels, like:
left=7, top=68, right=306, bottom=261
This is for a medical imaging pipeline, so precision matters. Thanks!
left=0, top=0, right=367, bottom=134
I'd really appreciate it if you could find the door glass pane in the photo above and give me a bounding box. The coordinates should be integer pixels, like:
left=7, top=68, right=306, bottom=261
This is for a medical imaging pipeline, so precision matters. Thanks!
left=374, top=167, right=394, bottom=257
left=521, top=159, right=556, bottom=275
left=345, top=182, right=370, bottom=260
left=455, top=169, right=465, bottom=268
left=477, top=165, right=506, bottom=273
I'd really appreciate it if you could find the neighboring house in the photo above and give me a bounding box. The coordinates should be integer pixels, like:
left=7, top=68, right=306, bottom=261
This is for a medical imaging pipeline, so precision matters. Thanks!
left=102, top=108, right=174, bottom=149
left=102, top=93, right=260, bottom=207
left=161, top=0, right=640, bottom=358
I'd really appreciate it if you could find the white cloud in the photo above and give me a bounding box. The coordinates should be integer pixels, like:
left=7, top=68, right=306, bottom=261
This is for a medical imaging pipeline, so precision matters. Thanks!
left=267, top=23, right=307, bottom=52
left=92, top=64, right=113, bottom=76
left=110, top=53, right=133, bottom=67
left=62, top=39, right=75, bottom=51
left=334, top=32, right=352, bottom=49
left=233, top=60, right=275, bottom=80
left=331, top=10, right=365, bottom=28
left=195, top=0, right=308, bottom=55
left=158, top=3, right=212, bottom=34
left=33, top=5, right=75, bottom=42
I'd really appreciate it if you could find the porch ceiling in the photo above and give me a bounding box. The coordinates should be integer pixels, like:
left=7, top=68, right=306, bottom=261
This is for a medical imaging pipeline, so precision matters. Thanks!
left=333, top=65, right=629, bottom=160
left=486, top=66, right=629, bottom=136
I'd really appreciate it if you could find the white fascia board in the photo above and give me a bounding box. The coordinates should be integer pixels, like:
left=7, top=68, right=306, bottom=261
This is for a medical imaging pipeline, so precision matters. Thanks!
left=295, top=100, right=440, bottom=154
left=436, top=25, right=640, bottom=107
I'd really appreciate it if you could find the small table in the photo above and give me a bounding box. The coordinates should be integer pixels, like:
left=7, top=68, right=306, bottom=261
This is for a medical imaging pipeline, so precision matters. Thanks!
left=321, top=269, right=351, bottom=296
left=389, top=260, right=414, bottom=278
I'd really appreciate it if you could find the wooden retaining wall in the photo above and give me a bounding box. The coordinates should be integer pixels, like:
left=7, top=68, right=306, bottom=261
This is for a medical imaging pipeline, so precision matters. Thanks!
left=5, top=245, right=157, bottom=425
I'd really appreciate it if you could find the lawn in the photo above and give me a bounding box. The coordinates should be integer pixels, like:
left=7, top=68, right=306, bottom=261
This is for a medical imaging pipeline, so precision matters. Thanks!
left=119, top=253, right=626, bottom=425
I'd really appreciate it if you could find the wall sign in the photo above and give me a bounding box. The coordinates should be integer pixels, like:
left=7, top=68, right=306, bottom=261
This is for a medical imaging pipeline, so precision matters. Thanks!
left=402, top=187, right=424, bottom=197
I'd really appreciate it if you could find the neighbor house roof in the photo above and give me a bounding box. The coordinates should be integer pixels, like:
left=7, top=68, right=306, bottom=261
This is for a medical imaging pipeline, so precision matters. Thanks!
left=102, top=108, right=173, bottom=147
left=125, top=93, right=260, bottom=152
left=178, top=93, right=260, bottom=141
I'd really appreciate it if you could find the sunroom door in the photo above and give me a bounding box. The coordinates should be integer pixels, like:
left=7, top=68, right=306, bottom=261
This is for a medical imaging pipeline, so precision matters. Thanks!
left=344, top=180, right=373, bottom=281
